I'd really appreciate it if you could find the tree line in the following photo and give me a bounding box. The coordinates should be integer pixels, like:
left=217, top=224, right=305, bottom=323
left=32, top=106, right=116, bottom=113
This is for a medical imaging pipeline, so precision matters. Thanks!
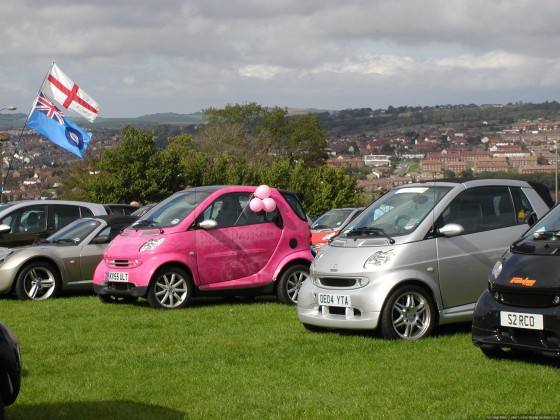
left=59, top=103, right=366, bottom=217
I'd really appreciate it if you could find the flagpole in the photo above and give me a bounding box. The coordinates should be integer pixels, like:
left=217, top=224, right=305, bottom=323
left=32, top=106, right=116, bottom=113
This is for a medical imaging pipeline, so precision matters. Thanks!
left=1, top=62, right=55, bottom=203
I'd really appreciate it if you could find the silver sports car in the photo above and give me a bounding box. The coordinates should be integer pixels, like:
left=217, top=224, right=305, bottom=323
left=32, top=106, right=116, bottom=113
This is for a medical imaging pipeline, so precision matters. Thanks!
left=0, top=215, right=136, bottom=300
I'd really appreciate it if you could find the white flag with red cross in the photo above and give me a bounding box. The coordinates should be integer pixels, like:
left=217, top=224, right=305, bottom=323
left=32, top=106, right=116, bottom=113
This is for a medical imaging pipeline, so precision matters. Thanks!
left=42, top=63, right=99, bottom=122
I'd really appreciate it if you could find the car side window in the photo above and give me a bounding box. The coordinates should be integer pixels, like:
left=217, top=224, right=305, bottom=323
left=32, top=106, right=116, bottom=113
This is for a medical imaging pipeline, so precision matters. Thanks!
left=53, top=205, right=82, bottom=230
left=510, top=187, right=536, bottom=223
left=213, top=193, right=252, bottom=228
left=200, top=192, right=279, bottom=228
left=94, top=223, right=129, bottom=241
left=80, top=206, right=95, bottom=218
left=440, top=186, right=521, bottom=234
left=0, top=205, right=47, bottom=233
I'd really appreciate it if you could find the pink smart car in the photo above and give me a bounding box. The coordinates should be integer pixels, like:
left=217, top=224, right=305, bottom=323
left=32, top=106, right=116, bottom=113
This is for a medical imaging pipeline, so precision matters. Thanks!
left=93, top=185, right=313, bottom=309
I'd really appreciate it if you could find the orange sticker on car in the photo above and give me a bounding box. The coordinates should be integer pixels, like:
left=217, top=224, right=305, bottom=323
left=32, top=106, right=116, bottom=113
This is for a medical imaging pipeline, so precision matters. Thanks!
left=510, top=276, right=536, bottom=287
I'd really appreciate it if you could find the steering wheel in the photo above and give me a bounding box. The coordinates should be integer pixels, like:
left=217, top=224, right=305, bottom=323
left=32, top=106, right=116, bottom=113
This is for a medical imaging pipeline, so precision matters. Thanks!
left=395, top=215, right=411, bottom=228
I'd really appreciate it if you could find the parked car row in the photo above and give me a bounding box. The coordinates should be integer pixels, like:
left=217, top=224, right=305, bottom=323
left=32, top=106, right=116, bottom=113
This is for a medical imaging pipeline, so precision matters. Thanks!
left=5, top=179, right=557, bottom=417
left=2, top=181, right=560, bottom=359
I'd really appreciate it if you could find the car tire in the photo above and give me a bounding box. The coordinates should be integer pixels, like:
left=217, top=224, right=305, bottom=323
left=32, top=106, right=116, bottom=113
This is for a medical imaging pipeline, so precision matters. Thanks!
left=380, top=285, right=436, bottom=340
left=147, top=266, right=192, bottom=309
left=14, top=261, right=60, bottom=300
left=98, top=294, right=138, bottom=304
left=276, top=264, right=310, bottom=305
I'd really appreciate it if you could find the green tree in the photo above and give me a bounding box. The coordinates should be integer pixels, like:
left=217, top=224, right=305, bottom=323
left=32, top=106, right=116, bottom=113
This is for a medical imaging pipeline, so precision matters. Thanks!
left=59, top=122, right=361, bottom=215
left=60, top=126, right=190, bottom=204
left=199, top=103, right=329, bottom=167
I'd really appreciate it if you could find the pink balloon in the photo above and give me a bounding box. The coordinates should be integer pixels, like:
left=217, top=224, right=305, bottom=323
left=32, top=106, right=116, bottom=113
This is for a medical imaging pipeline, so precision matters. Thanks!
left=254, top=184, right=271, bottom=199
left=249, top=197, right=264, bottom=212
left=262, top=197, right=277, bottom=212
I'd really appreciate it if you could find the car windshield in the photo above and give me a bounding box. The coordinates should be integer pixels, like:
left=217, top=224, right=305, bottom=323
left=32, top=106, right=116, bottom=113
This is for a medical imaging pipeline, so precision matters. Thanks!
left=524, top=204, right=560, bottom=238
left=135, top=190, right=213, bottom=228
left=47, top=219, right=101, bottom=244
left=340, top=186, right=452, bottom=237
left=311, top=209, right=356, bottom=230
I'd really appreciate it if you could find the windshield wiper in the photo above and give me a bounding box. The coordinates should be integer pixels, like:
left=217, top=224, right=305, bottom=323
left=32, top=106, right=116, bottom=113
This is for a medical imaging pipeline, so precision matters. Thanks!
left=51, top=238, right=79, bottom=244
left=532, top=230, right=560, bottom=240
left=131, top=219, right=163, bottom=233
left=346, top=227, right=395, bottom=244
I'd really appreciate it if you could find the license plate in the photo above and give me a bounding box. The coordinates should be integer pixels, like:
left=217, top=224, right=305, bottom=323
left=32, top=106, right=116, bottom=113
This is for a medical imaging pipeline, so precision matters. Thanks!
left=500, top=311, right=543, bottom=330
left=318, top=293, right=350, bottom=307
left=107, top=271, right=129, bottom=282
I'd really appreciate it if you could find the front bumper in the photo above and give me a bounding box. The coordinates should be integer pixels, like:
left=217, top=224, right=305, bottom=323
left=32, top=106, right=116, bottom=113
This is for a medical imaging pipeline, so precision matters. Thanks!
left=296, top=279, right=381, bottom=330
left=472, top=290, right=560, bottom=356
left=93, top=282, right=149, bottom=298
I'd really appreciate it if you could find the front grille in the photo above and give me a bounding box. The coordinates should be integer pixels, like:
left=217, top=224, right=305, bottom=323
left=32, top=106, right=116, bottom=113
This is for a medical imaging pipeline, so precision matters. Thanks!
left=498, top=290, right=559, bottom=308
left=499, top=328, right=560, bottom=351
left=321, top=306, right=362, bottom=316
left=318, top=277, right=359, bottom=288
left=108, top=282, right=135, bottom=291
left=320, top=305, right=361, bottom=318
left=107, top=259, right=133, bottom=268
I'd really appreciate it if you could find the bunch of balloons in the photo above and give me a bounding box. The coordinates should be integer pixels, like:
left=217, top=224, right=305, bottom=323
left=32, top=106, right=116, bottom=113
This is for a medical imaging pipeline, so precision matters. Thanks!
left=249, top=185, right=277, bottom=212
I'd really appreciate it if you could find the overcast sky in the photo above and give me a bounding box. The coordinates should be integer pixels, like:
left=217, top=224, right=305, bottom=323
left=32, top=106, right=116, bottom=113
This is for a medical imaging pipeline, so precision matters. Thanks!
left=2, top=0, right=560, bottom=119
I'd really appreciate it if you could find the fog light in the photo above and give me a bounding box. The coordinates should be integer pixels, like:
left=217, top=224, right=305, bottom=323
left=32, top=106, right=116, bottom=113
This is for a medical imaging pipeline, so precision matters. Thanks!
left=493, top=292, right=500, bottom=301
left=553, top=295, right=560, bottom=305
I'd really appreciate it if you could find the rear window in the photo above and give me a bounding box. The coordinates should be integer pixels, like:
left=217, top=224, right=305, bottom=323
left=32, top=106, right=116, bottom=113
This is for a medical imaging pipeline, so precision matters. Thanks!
left=280, top=191, right=307, bottom=221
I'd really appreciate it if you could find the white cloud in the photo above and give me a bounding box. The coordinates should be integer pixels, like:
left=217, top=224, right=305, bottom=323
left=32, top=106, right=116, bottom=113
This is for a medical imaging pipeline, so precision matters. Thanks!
left=1, top=0, right=560, bottom=117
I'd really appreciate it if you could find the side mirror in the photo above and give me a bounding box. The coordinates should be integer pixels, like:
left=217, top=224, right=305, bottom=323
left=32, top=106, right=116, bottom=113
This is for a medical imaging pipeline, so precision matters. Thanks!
left=0, top=224, right=10, bottom=234
left=438, top=223, right=464, bottom=237
left=199, top=219, right=218, bottom=230
left=524, top=211, right=538, bottom=227
left=91, top=236, right=111, bottom=244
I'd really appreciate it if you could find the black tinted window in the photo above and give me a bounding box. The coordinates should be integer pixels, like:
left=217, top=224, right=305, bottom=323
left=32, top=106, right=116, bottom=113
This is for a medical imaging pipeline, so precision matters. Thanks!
left=53, top=205, right=82, bottom=230
left=440, top=186, right=528, bottom=234
left=280, top=191, right=306, bottom=221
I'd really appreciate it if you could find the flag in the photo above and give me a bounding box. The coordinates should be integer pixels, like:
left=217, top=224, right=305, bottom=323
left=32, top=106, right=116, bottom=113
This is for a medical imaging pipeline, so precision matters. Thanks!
left=42, top=63, right=99, bottom=122
left=26, top=92, right=92, bottom=158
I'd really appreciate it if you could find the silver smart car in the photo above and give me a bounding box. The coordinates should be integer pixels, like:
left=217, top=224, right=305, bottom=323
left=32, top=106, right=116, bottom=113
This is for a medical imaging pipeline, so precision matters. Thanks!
left=297, top=179, right=554, bottom=340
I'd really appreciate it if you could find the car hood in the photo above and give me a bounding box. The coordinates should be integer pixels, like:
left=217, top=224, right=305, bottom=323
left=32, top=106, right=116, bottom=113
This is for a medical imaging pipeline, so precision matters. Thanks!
left=493, top=241, right=560, bottom=290
left=0, top=242, right=74, bottom=257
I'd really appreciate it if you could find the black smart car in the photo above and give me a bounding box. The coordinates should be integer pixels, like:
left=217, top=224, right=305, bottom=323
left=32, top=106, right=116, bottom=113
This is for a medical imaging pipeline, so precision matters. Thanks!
left=0, top=320, right=21, bottom=416
left=472, top=204, right=560, bottom=358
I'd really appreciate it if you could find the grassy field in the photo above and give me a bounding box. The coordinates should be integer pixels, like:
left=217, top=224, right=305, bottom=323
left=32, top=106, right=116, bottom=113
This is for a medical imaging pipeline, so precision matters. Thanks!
left=1, top=295, right=559, bottom=419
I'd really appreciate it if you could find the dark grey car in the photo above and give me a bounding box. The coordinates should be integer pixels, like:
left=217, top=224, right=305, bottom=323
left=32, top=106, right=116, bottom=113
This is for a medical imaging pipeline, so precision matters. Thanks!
left=0, top=200, right=108, bottom=248
left=0, top=215, right=136, bottom=300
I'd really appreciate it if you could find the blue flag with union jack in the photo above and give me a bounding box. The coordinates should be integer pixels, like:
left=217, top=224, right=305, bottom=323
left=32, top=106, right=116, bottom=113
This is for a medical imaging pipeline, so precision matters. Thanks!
left=26, top=91, right=92, bottom=158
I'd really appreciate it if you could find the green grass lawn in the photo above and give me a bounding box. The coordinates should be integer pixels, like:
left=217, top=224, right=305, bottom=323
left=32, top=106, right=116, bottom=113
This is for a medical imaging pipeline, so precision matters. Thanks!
left=2, top=295, right=559, bottom=419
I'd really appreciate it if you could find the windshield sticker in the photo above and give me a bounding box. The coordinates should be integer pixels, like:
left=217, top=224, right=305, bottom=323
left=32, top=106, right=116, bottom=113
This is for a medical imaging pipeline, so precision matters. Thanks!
left=395, top=188, right=429, bottom=194
left=171, top=218, right=180, bottom=225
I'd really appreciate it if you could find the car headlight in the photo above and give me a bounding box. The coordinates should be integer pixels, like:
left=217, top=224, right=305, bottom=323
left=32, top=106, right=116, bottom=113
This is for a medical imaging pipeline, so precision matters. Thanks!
left=140, top=238, right=165, bottom=252
left=364, top=249, right=395, bottom=269
left=490, top=260, right=503, bottom=279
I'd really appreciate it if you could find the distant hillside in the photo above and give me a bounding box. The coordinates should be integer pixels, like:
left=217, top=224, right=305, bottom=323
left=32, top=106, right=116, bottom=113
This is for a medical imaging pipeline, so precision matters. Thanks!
left=3, top=101, right=560, bottom=134
left=0, top=112, right=207, bottom=131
